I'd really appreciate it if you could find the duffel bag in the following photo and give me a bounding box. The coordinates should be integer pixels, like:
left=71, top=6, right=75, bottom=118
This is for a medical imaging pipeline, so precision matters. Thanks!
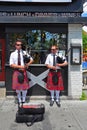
left=18, top=103, right=45, bottom=115
left=16, top=112, right=44, bottom=126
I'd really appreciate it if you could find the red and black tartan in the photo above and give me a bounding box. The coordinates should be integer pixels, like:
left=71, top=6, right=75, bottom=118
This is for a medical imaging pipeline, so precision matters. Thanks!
left=46, top=71, right=64, bottom=90
left=12, top=70, right=29, bottom=90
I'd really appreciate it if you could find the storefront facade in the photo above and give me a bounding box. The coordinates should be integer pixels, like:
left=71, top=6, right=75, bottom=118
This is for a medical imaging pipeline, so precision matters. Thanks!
left=0, top=0, right=87, bottom=98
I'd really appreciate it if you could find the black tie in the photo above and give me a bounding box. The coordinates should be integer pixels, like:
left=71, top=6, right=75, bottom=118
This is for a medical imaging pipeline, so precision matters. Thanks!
left=53, top=54, right=56, bottom=66
left=18, top=50, right=21, bottom=65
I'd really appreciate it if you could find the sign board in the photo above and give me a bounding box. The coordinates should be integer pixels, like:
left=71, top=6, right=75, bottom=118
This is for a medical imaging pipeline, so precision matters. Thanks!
left=0, top=0, right=72, bottom=2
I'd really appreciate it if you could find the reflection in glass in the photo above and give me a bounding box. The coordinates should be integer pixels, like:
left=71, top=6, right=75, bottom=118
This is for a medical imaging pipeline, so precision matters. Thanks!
left=9, top=30, right=67, bottom=64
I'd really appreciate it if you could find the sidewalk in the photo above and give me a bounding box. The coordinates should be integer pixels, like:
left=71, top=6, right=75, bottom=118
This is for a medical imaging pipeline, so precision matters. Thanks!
left=0, top=98, right=87, bottom=130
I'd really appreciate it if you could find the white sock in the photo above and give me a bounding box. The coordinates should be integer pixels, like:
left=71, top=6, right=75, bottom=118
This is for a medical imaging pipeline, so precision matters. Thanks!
left=50, top=90, right=54, bottom=101
left=55, top=90, right=60, bottom=102
left=16, top=90, right=22, bottom=103
left=22, top=90, right=27, bottom=102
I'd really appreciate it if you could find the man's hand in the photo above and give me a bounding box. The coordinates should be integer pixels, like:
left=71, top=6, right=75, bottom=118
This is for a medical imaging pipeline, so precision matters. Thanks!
left=56, top=63, right=62, bottom=67
left=51, top=66, right=57, bottom=70
left=24, top=63, right=30, bottom=69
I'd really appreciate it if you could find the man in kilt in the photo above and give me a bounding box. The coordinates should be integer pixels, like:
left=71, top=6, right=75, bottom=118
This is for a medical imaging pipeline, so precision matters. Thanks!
left=45, top=45, right=68, bottom=107
left=9, top=40, right=33, bottom=105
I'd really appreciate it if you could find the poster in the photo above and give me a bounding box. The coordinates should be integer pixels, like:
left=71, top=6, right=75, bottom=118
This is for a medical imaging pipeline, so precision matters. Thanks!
left=72, top=48, right=80, bottom=64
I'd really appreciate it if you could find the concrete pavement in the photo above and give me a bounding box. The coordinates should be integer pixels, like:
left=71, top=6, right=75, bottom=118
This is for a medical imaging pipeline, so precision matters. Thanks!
left=0, top=98, right=87, bottom=130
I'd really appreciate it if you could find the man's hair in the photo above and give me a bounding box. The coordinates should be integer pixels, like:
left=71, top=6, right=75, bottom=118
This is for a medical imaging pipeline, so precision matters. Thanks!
left=15, top=39, right=22, bottom=45
left=51, top=45, right=58, bottom=49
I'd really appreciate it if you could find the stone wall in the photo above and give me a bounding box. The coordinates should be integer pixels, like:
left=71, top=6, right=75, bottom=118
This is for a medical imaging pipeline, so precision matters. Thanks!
left=68, top=24, right=82, bottom=99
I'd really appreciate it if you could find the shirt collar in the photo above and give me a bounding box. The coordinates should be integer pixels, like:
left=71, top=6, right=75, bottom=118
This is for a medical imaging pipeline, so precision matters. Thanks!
left=51, top=53, right=58, bottom=56
left=15, top=49, right=22, bottom=53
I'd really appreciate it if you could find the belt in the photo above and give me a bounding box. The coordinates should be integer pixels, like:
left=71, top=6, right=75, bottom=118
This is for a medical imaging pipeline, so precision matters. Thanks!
left=50, top=69, right=60, bottom=72
left=14, top=68, right=24, bottom=73
left=14, top=68, right=19, bottom=71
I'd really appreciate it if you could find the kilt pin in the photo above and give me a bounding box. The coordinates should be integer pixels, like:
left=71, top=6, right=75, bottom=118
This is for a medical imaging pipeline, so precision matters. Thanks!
left=46, top=71, right=64, bottom=91
left=12, top=70, right=29, bottom=90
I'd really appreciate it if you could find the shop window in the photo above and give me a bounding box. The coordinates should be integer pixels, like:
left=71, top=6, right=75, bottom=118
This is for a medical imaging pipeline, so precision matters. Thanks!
left=9, top=30, right=67, bottom=64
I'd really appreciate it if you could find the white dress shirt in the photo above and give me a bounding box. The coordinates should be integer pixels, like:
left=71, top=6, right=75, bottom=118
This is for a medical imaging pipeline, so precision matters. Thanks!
left=9, top=49, right=33, bottom=66
left=45, top=53, right=66, bottom=69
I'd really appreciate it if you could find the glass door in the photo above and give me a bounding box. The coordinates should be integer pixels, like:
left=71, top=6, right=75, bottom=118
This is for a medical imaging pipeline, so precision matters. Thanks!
left=5, top=23, right=68, bottom=96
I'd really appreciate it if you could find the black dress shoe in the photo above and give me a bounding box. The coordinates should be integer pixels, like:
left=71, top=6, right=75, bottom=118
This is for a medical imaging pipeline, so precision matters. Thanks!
left=50, top=100, right=54, bottom=106
left=56, top=101, right=61, bottom=107
left=22, top=101, right=25, bottom=104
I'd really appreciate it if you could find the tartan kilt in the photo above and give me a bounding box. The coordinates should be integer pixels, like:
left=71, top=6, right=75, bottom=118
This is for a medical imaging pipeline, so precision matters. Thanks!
left=12, top=70, right=29, bottom=90
left=46, top=71, right=64, bottom=90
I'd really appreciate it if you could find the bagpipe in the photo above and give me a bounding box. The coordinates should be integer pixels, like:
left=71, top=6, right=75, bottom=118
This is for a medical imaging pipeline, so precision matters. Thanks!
left=22, top=44, right=31, bottom=64
left=52, top=55, right=65, bottom=85
left=22, top=51, right=30, bottom=64
left=23, top=53, right=30, bottom=64
left=17, top=45, right=31, bottom=84
left=56, top=56, right=65, bottom=64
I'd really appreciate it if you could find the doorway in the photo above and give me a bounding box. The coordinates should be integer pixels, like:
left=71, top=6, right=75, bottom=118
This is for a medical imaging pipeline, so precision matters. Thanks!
left=5, top=23, right=68, bottom=95
left=0, top=39, right=5, bottom=81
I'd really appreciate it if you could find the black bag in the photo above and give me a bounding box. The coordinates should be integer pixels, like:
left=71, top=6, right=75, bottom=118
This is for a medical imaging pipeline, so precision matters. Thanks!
left=52, top=73, right=58, bottom=85
left=17, top=71, right=24, bottom=84
left=16, top=103, right=45, bottom=126
left=16, top=112, right=44, bottom=126
left=23, top=55, right=30, bottom=64
left=18, top=103, right=45, bottom=115
left=56, top=56, right=65, bottom=63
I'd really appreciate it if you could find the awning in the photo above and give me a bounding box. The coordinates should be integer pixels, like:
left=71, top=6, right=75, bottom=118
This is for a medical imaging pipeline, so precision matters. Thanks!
left=0, top=16, right=87, bottom=24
